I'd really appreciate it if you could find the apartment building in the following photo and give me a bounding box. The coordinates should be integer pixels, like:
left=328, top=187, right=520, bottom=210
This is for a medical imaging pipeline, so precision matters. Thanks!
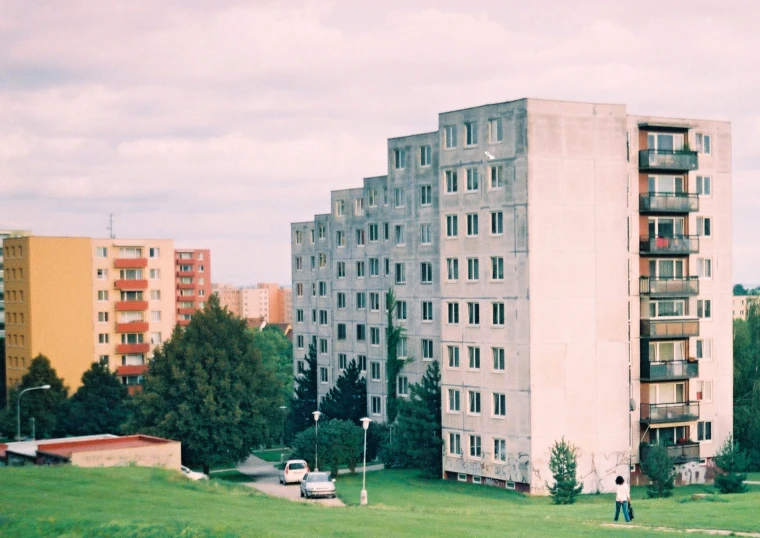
left=213, top=283, right=292, bottom=324
left=175, top=249, right=211, bottom=327
left=291, top=98, right=732, bottom=494
left=732, top=295, right=760, bottom=319
left=213, top=283, right=241, bottom=316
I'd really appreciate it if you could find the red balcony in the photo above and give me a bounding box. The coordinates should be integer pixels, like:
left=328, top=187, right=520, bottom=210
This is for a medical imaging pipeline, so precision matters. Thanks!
left=114, top=258, right=148, bottom=269
left=177, top=282, right=195, bottom=289
left=116, top=343, right=150, bottom=354
left=176, top=271, right=195, bottom=278
left=115, top=321, right=149, bottom=333
left=116, top=364, right=147, bottom=377
left=114, top=279, right=148, bottom=290
left=177, top=307, right=196, bottom=315
left=115, top=301, right=149, bottom=312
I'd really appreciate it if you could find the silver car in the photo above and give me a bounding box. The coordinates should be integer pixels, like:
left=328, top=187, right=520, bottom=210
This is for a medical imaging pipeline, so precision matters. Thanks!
left=299, top=472, right=336, bottom=499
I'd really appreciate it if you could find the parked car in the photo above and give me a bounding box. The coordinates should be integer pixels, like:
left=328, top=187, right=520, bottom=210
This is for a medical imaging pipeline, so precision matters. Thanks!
left=299, top=472, right=336, bottom=499
left=180, top=465, right=209, bottom=481
left=280, top=459, right=309, bottom=484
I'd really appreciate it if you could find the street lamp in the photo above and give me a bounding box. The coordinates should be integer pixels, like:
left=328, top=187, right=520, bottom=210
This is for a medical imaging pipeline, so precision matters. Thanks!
left=360, top=417, right=372, bottom=505
left=279, top=405, right=287, bottom=462
left=312, top=410, right=321, bottom=471
left=17, top=385, right=51, bottom=441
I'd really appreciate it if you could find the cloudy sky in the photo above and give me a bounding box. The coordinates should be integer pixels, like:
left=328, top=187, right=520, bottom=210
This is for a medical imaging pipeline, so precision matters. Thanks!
left=1, top=0, right=758, bottom=286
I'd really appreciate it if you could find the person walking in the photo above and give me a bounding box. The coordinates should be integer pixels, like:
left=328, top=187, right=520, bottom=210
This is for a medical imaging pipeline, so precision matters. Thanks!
left=614, top=475, right=631, bottom=522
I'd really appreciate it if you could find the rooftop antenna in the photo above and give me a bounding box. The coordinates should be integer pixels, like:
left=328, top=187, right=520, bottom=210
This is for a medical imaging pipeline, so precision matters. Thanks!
left=108, top=214, right=115, bottom=239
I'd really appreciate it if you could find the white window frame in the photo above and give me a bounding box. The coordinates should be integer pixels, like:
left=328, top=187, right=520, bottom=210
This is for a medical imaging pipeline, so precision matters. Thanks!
left=448, top=389, right=461, bottom=413
left=493, top=393, right=506, bottom=417
left=446, top=214, right=458, bottom=237
left=444, top=125, right=457, bottom=149
left=491, top=256, right=504, bottom=281
left=445, top=170, right=458, bottom=194
left=465, top=168, right=479, bottom=191
left=447, top=345, right=460, bottom=368
left=420, top=145, right=431, bottom=167
left=464, top=121, right=478, bottom=146
left=492, top=347, right=505, bottom=371
left=488, top=118, right=503, bottom=143
left=466, top=213, right=478, bottom=237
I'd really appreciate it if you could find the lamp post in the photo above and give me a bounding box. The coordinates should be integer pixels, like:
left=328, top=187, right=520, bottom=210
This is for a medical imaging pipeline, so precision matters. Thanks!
left=16, top=385, right=51, bottom=441
left=312, top=410, right=321, bottom=471
left=360, top=417, right=372, bottom=505
left=279, top=405, right=287, bottom=462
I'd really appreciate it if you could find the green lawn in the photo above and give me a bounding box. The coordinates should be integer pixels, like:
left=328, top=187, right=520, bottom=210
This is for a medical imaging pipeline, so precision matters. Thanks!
left=747, top=471, right=760, bottom=481
left=0, top=466, right=759, bottom=537
left=252, top=448, right=289, bottom=463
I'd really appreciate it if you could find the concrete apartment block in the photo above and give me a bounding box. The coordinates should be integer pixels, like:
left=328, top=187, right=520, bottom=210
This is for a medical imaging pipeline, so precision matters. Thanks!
left=291, top=98, right=732, bottom=494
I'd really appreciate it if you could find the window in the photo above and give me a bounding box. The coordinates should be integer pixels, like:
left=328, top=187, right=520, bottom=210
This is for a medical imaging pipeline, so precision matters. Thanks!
left=338, top=353, right=347, bottom=369
left=311, top=256, right=316, bottom=270
left=696, top=217, right=712, bottom=237
left=445, top=170, right=458, bottom=194
left=368, top=189, right=377, bottom=207
left=370, top=326, right=381, bottom=345
left=395, top=263, right=406, bottom=284
left=96, top=247, right=108, bottom=258
left=151, top=332, right=162, bottom=345
left=318, top=223, right=326, bottom=239
left=696, top=175, right=712, bottom=196
left=492, top=303, right=505, bottom=326
left=494, top=438, right=507, bottom=461
left=356, top=229, right=365, bottom=246
left=422, top=301, right=433, bottom=321
left=464, top=122, right=478, bottom=146
left=695, top=133, right=711, bottom=154
left=493, top=347, right=505, bottom=371
left=468, top=391, right=481, bottom=414
left=335, top=200, right=345, bottom=216
left=420, top=262, right=433, bottom=284
left=469, top=435, right=482, bottom=458
left=466, top=213, right=479, bottom=236
left=422, top=338, right=434, bottom=360
left=396, top=301, right=407, bottom=321
left=312, top=283, right=317, bottom=297
left=449, top=433, right=462, bottom=455
left=444, top=125, right=457, bottom=148
left=468, top=346, right=481, bottom=369
left=356, top=292, right=366, bottom=310
left=447, top=302, right=459, bottom=324
left=149, top=247, right=160, bottom=258
left=337, top=292, right=346, bottom=309
left=370, top=292, right=380, bottom=311
left=648, top=299, right=686, bottom=318
left=295, top=283, right=304, bottom=297
left=320, top=339, right=328, bottom=354
left=697, top=299, right=712, bottom=319
left=491, top=256, right=504, bottom=280
left=695, top=380, right=713, bottom=402
left=371, top=396, right=382, bottom=415
left=420, top=184, right=432, bottom=205
left=490, top=165, right=504, bottom=188
left=296, top=309, right=304, bottom=323
left=384, top=258, right=390, bottom=276
left=356, top=324, right=366, bottom=342
left=337, top=261, right=346, bottom=278
left=697, top=257, right=712, bottom=279
left=491, top=211, right=503, bottom=234
left=648, top=132, right=684, bottom=152
left=312, top=309, right=317, bottom=322
left=296, top=335, right=304, bottom=349
left=697, top=421, right=712, bottom=441
left=420, top=145, right=431, bottom=166
left=295, top=257, right=303, bottom=271
left=394, top=188, right=404, bottom=208
left=370, top=361, right=381, bottom=380
left=446, top=215, right=458, bottom=237
left=394, top=148, right=406, bottom=169
left=356, top=261, right=365, bottom=278
left=368, top=223, right=379, bottom=242
left=150, top=268, right=160, bottom=279
left=466, top=168, right=479, bottom=191
left=488, top=118, right=503, bottom=143
left=98, top=334, right=109, bottom=344
left=98, top=290, right=109, bottom=301
left=150, top=311, right=161, bottom=322
left=467, top=302, right=480, bottom=325
left=448, top=389, right=461, bottom=412
left=696, top=339, right=712, bottom=360
left=320, top=367, right=328, bottom=383
left=467, top=258, right=479, bottom=281
left=319, top=310, right=328, bottom=325
left=97, top=312, right=109, bottom=322
left=295, top=230, right=303, bottom=244
left=398, top=376, right=409, bottom=396
left=383, top=222, right=389, bottom=241
left=97, top=268, right=108, bottom=280
left=447, top=345, right=460, bottom=368
left=318, top=253, right=327, bottom=268
left=358, top=355, right=367, bottom=371
left=319, top=281, right=327, bottom=296
left=397, top=337, right=408, bottom=357
left=446, top=258, right=459, bottom=281
left=493, top=393, right=506, bottom=417
left=355, top=198, right=364, bottom=216
left=369, top=258, right=379, bottom=277
left=395, top=225, right=405, bottom=246
left=420, top=223, right=431, bottom=245
left=336, top=231, right=346, bottom=247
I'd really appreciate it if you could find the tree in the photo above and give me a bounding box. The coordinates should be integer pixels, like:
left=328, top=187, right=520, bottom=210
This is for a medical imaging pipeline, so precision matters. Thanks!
left=127, top=295, right=281, bottom=474
left=290, top=419, right=363, bottom=476
left=385, top=289, right=412, bottom=423
left=733, top=303, right=760, bottom=468
left=641, top=444, right=675, bottom=498
left=0, top=343, right=6, bottom=409
left=61, top=362, right=131, bottom=436
left=383, top=361, right=443, bottom=477
left=734, top=284, right=749, bottom=296
left=287, top=344, right=318, bottom=441
left=0, top=354, right=68, bottom=439
left=251, top=325, right=293, bottom=407
left=713, top=434, right=749, bottom=494
left=319, top=359, right=366, bottom=425
left=546, top=437, right=583, bottom=504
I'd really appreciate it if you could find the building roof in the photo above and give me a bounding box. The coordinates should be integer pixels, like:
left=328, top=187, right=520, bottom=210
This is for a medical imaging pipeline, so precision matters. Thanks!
left=35, top=435, right=177, bottom=460
left=4, top=434, right=118, bottom=458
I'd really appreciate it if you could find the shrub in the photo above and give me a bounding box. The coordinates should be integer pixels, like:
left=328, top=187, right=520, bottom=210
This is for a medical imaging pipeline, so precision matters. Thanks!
left=641, top=444, right=675, bottom=498
left=713, top=434, right=749, bottom=494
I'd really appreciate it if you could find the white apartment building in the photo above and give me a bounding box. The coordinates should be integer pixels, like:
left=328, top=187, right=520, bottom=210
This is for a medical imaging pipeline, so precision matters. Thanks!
left=291, top=98, right=732, bottom=494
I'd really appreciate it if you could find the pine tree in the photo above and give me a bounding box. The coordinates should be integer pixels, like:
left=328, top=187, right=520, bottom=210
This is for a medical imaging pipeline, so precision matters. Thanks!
left=641, top=443, right=676, bottom=498
left=287, top=343, right=318, bottom=439
left=546, top=437, right=583, bottom=504
left=713, top=434, right=749, bottom=494
left=319, top=359, right=367, bottom=425
left=62, top=361, right=131, bottom=436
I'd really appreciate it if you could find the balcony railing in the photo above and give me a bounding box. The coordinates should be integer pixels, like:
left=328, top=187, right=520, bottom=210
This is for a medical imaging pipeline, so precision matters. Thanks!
left=640, top=402, right=699, bottom=424
left=640, top=235, right=699, bottom=255
left=115, top=343, right=150, bottom=354
left=639, top=150, right=698, bottom=171
left=115, top=300, right=149, bottom=312
left=639, top=442, right=700, bottom=464
left=640, top=359, right=698, bottom=382
left=640, top=318, right=699, bottom=339
left=114, top=279, right=148, bottom=290
left=639, top=193, right=699, bottom=213
left=640, top=276, right=699, bottom=297
left=114, top=258, right=148, bottom=269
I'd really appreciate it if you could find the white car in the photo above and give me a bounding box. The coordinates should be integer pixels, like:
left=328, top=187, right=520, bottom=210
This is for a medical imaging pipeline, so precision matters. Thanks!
left=280, top=459, right=309, bottom=484
left=300, top=472, right=336, bottom=499
left=180, top=465, right=209, bottom=481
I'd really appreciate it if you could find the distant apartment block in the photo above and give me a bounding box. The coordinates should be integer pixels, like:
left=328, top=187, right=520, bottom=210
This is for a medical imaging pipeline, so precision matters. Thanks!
left=292, top=98, right=732, bottom=494
left=175, top=249, right=211, bottom=327
left=213, top=283, right=292, bottom=324
left=213, top=283, right=241, bottom=316
left=732, top=295, right=760, bottom=319
left=0, top=230, right=30, bottom=341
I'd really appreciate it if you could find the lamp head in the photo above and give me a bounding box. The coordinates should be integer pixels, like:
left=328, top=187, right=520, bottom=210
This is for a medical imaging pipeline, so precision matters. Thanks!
left=41, top=385, right=51, bottom=390
left=312, top=410, right=321, bottom=422
left=360, top=417, right=372, bottom=430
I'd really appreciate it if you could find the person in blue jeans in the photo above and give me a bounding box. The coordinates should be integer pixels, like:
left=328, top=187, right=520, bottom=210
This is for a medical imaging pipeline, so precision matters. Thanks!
left=614, top=475, right=631, bottom=522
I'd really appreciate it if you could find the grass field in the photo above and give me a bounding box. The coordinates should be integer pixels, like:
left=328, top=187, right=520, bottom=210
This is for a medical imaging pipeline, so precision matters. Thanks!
left=251, top=448, right=289, bottom=463
left=1, top=466, right=759, bottom=537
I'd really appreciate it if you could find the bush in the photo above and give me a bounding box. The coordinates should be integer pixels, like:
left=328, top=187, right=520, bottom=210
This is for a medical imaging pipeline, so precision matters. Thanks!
left=714, top=434, right=749, bottom=494
left=641, top=444, right=675, bottom=498
left=546, top=438, right=583, bottom=504
left=289, top=419, right=363, bottom=476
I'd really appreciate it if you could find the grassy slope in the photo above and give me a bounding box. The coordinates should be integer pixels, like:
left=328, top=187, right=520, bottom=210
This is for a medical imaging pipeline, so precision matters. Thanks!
left=0, top=466, right=758, bottom=537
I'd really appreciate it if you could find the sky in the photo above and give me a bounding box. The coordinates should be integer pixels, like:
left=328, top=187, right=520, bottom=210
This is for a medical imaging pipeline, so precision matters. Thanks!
left=1, top=0, right=759, bottom=286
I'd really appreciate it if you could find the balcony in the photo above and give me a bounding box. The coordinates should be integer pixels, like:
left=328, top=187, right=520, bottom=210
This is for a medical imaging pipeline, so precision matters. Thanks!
left=115, top=321, right=149, bottom=333
left=115, top=300, right=149, bottom=312
left=177, top=307, right=196, bottom=315
left=114, top=258, right=148, bottom=269
left=640, top=235, right=699, bottom=255
left=177, top=282, right=195, bottom=289
left=640, top=276, right=699, bottom=297
left=639, top=193, right=699, bottom=213
left=114, top=279, right=148, bottom=290
left=639, top=150, right=698, bottom=171
left=176, top=271, right=195, bottom=278
left=640, top=359, right=698, bottom=382
left=640, top=318, right=699, bottom=339
left=116, top=343, right=150, bottom=354
left=640, top=402, right=699, bottom=424
left=639, top=442, right=700, bottom=464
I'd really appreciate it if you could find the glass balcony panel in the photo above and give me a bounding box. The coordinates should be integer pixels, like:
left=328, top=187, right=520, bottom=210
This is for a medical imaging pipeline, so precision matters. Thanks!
left=640, top=235, right=699, bottom=255
left=640, top=402, right=699, bottom=424
left=640, top=319, right=699, bottom=339
left=640, top=276, right=699, bottom=297
left=639, top=442, right=700, bottom=464
left=639, top=150, right=698, bottom=171
left=640, top=359, right=698, bottom=381
left=639, top=193, right=699, bottom=213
